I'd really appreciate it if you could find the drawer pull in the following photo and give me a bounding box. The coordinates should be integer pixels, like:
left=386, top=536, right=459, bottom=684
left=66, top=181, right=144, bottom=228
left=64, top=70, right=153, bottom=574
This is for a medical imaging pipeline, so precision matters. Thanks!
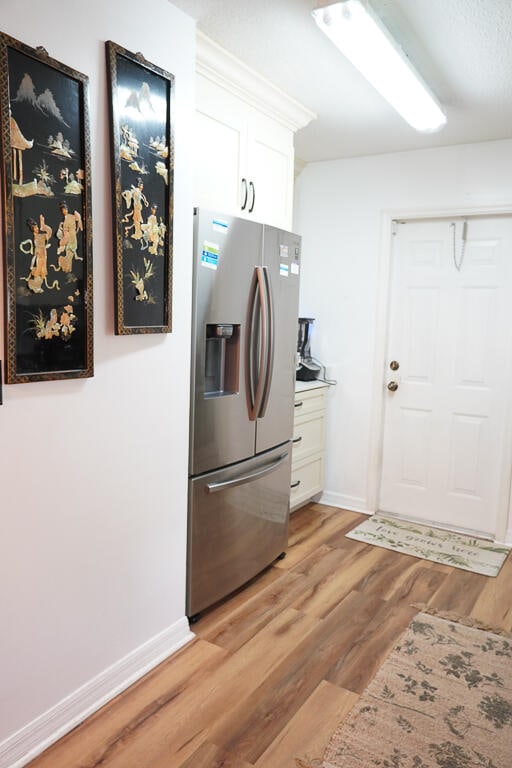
left=290, top=480, right=301, bottom=489
left=294, top=401, right=303, bottom=408
left=292, top=436, right=302, bottom=444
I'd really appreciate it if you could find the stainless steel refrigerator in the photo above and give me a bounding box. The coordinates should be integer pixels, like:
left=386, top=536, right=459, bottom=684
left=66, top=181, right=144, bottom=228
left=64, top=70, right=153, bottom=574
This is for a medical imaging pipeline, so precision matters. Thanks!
left=187, top=208, right=301, bottom=618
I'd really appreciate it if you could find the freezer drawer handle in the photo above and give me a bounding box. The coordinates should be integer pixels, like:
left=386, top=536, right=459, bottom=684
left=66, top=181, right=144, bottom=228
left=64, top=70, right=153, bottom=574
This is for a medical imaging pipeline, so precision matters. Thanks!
left=205, top=452, right=289, bottom=494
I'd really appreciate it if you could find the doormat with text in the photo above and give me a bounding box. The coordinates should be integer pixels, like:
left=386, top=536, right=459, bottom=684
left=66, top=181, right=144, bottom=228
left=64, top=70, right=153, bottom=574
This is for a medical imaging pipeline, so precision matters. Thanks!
left=346, top=514, right=510, bottom=576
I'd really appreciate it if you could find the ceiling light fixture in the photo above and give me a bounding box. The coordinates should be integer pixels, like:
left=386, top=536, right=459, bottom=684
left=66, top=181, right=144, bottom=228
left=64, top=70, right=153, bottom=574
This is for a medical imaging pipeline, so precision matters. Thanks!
left=312, top=0, right=447, bottom=132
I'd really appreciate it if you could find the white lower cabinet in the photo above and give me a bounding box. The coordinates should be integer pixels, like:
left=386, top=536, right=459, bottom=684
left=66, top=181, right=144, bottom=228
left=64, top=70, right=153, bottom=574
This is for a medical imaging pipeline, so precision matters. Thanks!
left=290, top=383, right=328, bottom=511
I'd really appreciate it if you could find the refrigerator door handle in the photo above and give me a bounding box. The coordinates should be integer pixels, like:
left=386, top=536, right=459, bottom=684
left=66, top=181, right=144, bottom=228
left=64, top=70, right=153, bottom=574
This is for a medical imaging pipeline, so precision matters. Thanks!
left=247, top=267, right=268, bottom=421
left=247, top=269, right=258, bottom=415
left=205, top=451, right=289, bottom=494
left=258, top=266, right=274, bottom=418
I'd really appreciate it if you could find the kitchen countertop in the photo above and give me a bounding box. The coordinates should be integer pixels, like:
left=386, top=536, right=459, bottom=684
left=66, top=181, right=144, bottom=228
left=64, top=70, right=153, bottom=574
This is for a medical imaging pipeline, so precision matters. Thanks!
left=295, top=379, right=330, bottom=392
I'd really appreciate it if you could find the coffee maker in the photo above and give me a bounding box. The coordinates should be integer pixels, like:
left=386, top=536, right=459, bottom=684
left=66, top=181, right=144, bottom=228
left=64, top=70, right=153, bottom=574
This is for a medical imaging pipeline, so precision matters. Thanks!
left=296, top=317, right=322, bottom=381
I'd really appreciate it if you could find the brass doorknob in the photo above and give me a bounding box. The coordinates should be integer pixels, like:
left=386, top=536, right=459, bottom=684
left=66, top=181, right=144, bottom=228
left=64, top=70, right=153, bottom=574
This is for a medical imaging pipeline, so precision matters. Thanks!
left=387, top=381, right=399, bottom=392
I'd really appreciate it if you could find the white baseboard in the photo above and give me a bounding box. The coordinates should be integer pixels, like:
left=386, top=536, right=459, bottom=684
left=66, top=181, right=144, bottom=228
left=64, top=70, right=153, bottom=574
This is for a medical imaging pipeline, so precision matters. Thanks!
left=0, top=618, right=194, bottom=768
left=318, top=491, right=370, bottom=514
left=504, top=527, right=512, bottom=547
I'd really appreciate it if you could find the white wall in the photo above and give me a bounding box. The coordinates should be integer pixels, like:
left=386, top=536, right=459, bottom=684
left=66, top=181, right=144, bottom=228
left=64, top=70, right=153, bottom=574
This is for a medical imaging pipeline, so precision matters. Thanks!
left=0, top=0, right=195, bottom=763
left=294, top=139, right=512, bottom=519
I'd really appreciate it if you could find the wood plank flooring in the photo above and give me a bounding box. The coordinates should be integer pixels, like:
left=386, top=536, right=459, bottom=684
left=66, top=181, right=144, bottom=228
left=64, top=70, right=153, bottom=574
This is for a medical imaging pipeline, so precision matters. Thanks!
left=26, top=504, right=512, bottom=768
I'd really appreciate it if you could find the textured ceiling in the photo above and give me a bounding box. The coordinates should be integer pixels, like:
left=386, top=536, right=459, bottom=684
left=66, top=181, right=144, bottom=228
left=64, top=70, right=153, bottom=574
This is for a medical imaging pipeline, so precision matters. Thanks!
left=170, top=0, right=512, bottom=163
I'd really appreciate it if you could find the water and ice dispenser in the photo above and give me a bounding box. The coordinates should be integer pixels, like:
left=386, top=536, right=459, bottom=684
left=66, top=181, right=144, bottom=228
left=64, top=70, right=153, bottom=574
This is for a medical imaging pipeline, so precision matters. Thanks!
left=204, top=323, right=240, bottom=397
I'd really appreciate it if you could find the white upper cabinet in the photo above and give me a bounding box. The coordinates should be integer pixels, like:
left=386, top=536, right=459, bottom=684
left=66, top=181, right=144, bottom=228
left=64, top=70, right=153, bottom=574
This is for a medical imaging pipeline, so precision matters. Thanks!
left=194, top=33, right=315, bottom=231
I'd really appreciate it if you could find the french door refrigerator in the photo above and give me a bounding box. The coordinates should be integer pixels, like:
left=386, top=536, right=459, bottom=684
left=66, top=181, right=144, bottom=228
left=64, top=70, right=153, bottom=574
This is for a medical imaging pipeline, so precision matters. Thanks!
left=187, top=208, right=301, bottom=618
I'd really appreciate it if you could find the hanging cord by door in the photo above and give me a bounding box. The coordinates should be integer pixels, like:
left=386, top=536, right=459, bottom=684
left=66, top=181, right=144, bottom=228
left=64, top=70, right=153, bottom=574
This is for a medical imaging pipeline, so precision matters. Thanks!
left=451, top=219, right=468, bottom=271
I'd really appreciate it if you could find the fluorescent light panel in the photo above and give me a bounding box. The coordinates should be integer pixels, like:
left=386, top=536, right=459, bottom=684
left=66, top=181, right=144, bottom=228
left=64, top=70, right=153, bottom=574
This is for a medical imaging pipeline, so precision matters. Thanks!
left=312, top=0, right=447, bottom=132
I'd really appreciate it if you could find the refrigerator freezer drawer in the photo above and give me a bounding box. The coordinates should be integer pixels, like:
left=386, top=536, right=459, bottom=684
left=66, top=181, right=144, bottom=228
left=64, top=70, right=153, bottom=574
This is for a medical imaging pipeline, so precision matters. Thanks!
left=187, top=444, right=291, bottom=617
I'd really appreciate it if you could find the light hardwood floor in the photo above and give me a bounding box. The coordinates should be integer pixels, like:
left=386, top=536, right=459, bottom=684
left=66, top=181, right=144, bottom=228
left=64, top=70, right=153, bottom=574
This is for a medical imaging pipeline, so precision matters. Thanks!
left=27, top=504, right=512, bottom=768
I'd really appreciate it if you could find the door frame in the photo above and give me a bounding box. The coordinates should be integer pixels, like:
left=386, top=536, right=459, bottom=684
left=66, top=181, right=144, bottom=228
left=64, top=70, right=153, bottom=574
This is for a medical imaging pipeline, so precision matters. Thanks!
left=367, top=203, right=512, bottom=543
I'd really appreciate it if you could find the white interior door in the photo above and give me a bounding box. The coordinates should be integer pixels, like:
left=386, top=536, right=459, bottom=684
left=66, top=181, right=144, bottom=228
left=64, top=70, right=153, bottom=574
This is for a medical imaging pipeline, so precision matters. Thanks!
left=379, top=217, right=512, bottom=537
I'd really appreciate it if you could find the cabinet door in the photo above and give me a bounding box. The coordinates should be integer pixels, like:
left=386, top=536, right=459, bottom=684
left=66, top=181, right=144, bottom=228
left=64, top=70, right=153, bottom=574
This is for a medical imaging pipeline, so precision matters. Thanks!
left=194, top=75, right=295, bottom=229
left=194, top=75, right=248, bottom=216
left=290, top=454, right=324, bottom=510
left=247, top=109, right=294, bottom=230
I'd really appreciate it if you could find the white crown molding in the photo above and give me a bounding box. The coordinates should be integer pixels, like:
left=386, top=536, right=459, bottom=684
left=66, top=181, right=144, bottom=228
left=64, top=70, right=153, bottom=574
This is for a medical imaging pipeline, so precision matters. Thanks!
left=196, top=31, right=316, bottom=133
left=0, top=618, right=194, bottom=768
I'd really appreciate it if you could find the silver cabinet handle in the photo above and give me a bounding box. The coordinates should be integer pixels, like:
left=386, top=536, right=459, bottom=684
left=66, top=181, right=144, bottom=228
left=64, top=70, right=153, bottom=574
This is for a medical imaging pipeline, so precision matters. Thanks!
left=290, top=480, right=301, bottom=489
left=294, top=400, right=303, bottom=408
left=241, top=178, right=248, bottom=210
left=248, top=181, right=255, bottom=213
left=206, top=452, right=288, bottom=494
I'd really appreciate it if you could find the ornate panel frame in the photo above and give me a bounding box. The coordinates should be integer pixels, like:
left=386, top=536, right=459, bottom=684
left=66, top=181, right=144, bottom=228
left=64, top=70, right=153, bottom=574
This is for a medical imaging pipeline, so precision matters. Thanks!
left=106, top=41, right=174, bottom=334
left=0, top=32, right=93, bottom=383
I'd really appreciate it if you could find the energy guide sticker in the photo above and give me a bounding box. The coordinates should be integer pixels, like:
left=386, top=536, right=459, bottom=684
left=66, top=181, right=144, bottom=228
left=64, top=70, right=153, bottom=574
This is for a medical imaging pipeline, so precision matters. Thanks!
left=201, top=241, right=219, bottom=270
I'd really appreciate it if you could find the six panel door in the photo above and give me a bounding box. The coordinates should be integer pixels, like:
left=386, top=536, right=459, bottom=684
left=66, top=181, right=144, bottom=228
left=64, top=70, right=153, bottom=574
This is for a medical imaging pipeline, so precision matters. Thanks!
left=379, top=217, right=512, bottom=537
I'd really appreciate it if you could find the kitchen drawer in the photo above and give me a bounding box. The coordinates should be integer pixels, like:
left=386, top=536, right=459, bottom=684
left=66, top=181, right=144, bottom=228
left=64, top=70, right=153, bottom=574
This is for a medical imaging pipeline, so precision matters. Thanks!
left=294, top=387, right=327, bottom=418
left=292, top=411, right=326, bottom=463
left=290, top=454, right=324, bottom=510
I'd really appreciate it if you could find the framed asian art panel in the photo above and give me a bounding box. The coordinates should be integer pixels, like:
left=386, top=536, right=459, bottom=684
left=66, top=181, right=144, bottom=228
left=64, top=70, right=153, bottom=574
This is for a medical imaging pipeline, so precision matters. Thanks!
left=106, top=41, right=174, bottom=334
left=0, top=32, right=93, bottom=383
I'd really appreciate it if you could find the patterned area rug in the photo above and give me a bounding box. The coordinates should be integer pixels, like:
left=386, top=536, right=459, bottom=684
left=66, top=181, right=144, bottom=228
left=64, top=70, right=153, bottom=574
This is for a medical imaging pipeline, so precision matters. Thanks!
left=346, top=515, right=510, bottom=576
left=322, top=612, right=512, bottom=768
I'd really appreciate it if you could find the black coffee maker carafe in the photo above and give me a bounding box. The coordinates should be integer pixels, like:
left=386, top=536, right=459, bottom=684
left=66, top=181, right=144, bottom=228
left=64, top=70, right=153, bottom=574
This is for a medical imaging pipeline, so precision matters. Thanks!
left=296, top=317, right=322, bottom=381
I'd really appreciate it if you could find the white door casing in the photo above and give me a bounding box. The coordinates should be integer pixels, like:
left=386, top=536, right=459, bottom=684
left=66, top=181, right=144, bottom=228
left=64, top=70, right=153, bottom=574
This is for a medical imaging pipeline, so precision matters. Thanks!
left=379, top=217, right=512, bottom=537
